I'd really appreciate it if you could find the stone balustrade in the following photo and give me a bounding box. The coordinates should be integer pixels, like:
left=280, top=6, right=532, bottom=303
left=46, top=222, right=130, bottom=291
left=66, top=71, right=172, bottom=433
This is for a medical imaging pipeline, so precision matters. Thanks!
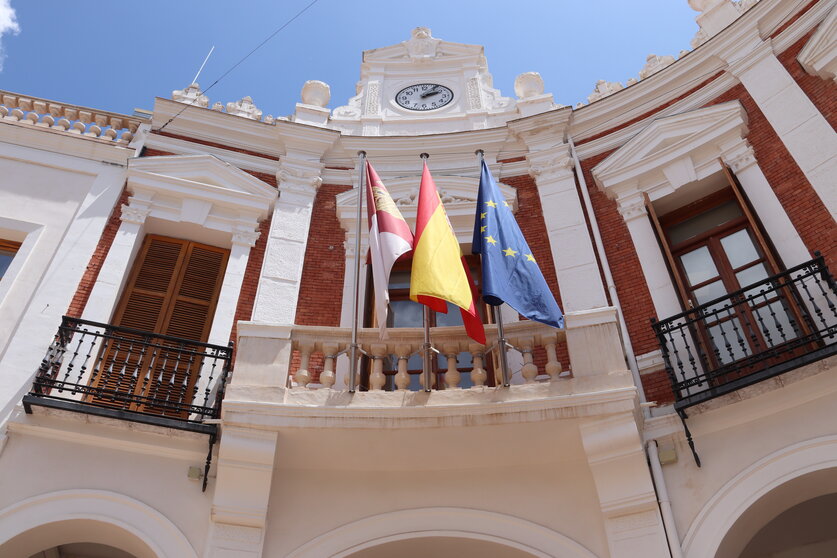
left=0, top=90, right=141, bottom=143
left=288, top=320, right=566, bottom=391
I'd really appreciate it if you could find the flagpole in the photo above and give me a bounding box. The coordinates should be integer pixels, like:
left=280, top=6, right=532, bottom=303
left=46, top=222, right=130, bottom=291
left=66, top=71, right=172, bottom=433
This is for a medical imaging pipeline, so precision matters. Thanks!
left=419, top=152, right=434, bottom=392
left=349, top=150, right=367, bottom=393
left=476, top=150, right=511, bottom=387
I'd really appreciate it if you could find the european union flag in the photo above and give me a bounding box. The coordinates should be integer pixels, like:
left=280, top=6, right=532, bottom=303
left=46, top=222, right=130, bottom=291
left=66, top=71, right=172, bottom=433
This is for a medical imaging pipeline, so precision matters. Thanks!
left=472, top=161, right=564, bottom=328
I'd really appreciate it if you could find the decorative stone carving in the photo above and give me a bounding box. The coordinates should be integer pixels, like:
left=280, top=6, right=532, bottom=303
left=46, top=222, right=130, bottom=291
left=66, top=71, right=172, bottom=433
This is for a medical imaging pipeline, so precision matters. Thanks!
left=724, top=145, right=757, bottom=173
left=232, top=229, right=261, bottom=247
left=467, top=77, right=483, bottom=110
left=363, top=82, right=380, bottom=116
left=689, top=0, right=725, bottom=11
left=587, top=80, right=624, bottom=103
left=528, top=155, right=574, bottom=181
left=404, top=27, right=441, bottom=60
left=638, top=54, right=676, bottom=80
left=691, top=28, right=710, bottom=49
left=120, top=204, right=151, bottom=225
left=514, top=72, right=545, bottom=99
left=301, top=80, right=331, bottom=107
left=171, top=83, right=208, bottom=107
left=226, top=96, right=262, bottom=120
left=212, top=101, right=224, bottom=112
left=618, top=202, right=648, bottom=222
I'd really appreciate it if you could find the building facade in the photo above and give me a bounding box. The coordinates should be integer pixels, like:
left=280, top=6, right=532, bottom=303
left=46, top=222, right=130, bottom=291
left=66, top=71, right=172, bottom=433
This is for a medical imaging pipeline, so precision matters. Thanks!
left=0, top=0, right=835, bottom=556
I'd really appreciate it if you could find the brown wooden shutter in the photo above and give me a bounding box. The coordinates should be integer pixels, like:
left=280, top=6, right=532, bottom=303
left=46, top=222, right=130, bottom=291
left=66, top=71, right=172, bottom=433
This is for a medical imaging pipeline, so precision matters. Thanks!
left=90, top=235, right=229, bottom=416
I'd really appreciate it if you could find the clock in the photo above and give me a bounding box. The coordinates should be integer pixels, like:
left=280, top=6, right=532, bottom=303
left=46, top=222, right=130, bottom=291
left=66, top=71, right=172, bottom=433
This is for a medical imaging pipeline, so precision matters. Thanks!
left=395, top=83, right=454, bottom=111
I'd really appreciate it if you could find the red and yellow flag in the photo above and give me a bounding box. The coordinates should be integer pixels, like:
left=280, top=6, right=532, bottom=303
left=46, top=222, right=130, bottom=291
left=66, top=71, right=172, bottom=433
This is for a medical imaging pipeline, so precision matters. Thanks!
left=410, top=162, right=485, bottom=344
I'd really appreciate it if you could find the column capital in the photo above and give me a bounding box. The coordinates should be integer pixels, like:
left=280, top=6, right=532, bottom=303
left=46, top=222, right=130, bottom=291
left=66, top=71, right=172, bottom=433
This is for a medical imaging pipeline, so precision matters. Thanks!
left=722, top=141, right=757, bottom=173
left=525, top=146, right=574, bottom=183
left=232, top=228, right=261, bottom=247
left=616, top=193, right=648, bottom=223
left=120, top=203, right=151, bottom=225
left=277, top=159, right=324, bottom=199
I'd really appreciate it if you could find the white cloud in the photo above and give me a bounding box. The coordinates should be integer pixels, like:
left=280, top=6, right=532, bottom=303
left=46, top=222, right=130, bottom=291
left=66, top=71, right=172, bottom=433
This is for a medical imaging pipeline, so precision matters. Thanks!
left=0, top=0, right=20, bottom=71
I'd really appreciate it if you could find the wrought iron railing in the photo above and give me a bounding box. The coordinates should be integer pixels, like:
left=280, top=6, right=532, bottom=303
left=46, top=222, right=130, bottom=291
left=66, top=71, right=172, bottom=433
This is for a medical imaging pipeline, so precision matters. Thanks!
left=652, top=253, right=837, bottom=410
left=24, top=316, right=232, bottom=430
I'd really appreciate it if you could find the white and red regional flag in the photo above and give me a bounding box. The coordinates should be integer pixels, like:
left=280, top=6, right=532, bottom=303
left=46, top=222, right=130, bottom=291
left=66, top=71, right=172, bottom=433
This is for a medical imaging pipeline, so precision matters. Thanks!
left=366, top=161, right=414, bottom=338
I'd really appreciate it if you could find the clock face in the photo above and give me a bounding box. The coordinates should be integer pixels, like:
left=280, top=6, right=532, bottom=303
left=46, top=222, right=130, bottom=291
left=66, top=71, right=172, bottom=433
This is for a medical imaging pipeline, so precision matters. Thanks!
left=395, top=83, right=454, bottom=111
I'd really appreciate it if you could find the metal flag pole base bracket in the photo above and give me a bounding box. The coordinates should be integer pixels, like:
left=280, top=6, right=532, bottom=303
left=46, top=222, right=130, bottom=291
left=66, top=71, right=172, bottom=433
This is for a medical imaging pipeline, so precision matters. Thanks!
left=678, top=408, right=702, bottom=467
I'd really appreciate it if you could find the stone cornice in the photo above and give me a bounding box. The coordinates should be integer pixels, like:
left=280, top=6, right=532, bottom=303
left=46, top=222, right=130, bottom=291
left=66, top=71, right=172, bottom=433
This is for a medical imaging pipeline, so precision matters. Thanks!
left=143, top=131, right=279, bottom=175
left=151, top=97, right=280, bottom=158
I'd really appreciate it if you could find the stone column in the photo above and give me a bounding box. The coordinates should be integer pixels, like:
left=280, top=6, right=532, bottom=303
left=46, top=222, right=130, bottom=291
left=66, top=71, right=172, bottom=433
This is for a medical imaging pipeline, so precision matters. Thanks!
left=619, top=198, right=683, bottom=322
left=206, top=229, right=258, bottom=346
left=721, top=140, right=810, bottom=267
left=251, top=159, right=323, bottom=325
left=208, top=427, right=279, bottom=557
left=726, top=39, right=837, bottom=216
left=580, top=413, right=671, bottom=557
left=525, top=146, right=609, bottom=313
left=80, top=200, right=150, bottom=324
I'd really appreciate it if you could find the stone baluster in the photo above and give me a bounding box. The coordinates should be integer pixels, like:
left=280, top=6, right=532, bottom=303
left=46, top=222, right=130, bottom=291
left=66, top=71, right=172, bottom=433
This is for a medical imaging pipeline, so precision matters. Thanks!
left=79, top=110, right=95, bottom=136
left=293, top=341, right=314, bottom=388
left=395, top=344, right=412, bottom=390
left=543, top=333, right=563, bottom=381
left=0, top=106, right=7, bottom=118
left=520, top=337, right=538, bottom=383
left=320, top=343, right=338, bottom=389
left=9, top=108, right=23, bottom=121
left=369, top=343, right=388, bottom=391
left=23, top=111, right=38, bottom=125
left=469, top=343, right=487, bottom=387
left=443, top=343, right=461, bottom=388
left=344, top=350, right=361, bottom=389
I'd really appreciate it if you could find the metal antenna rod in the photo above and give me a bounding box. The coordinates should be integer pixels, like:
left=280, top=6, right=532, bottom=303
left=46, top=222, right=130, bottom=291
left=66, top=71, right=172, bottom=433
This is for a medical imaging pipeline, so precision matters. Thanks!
left=476, top=150, right=511, bottom=387
left=348, top=151, right=367, bottom=393
left=192, top=46, right=215, bottom=85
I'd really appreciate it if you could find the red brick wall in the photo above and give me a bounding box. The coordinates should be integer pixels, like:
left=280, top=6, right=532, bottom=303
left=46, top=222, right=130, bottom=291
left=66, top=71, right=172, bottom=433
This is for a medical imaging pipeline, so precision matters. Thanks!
left=66, top=188, right=129, bottom=318
left=294, top=184, right=352, bottom=326
left=781, top=28, right=837, bottom=131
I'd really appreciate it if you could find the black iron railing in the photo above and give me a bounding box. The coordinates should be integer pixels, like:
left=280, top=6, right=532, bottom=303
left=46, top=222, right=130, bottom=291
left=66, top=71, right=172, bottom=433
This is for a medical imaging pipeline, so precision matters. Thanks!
left=652, top=253, right=837, bottom=410
left=24, top=316, right=233, bottom=432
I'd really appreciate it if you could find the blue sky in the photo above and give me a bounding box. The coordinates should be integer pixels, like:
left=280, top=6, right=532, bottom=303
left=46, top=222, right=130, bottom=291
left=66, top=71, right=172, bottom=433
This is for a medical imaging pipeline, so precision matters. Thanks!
left=0, top=1, right=700, bottom=118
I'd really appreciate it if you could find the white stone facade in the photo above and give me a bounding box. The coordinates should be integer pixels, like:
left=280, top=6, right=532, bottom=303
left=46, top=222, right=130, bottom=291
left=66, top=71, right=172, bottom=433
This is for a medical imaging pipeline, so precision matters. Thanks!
left=0, top=2, right=835, bottom=557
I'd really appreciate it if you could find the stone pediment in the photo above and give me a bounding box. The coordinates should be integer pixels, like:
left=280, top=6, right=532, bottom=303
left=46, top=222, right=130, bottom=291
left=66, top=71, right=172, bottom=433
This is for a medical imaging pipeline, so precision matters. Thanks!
left=129, top=155, right=276, bottom=200
left=363, top=27, right=484, bottom=63
left=127, top=154, right=277, bottom=225
left=593, top=101, right=748, bottom=193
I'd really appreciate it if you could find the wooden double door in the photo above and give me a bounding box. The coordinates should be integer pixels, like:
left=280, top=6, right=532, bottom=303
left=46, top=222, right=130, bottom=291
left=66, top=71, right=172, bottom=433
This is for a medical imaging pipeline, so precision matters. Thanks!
left=89, top=235, right=229, bottom=416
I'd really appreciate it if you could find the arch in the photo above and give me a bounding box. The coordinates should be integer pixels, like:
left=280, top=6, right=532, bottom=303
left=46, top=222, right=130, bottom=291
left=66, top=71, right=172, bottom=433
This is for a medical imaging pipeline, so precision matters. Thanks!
left=287, top=507, right=600, bottom=558
left=683, top=435, right=837, bottom=558
left=0, top=489, right=198, bottom=558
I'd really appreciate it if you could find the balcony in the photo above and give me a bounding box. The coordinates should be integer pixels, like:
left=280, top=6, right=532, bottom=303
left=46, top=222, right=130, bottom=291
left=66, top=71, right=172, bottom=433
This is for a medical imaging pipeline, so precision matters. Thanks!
left=22, top=316, right=232, bottom=435
left=652, top=254, right=837, bottom=411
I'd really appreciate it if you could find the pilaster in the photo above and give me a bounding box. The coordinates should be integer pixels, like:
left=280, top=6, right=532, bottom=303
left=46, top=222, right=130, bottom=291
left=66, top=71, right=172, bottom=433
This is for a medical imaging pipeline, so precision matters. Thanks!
left=580, top=413, right=670, bottom=557
left=509, top=115, right=609, bottom=313
left=208, top=427, right=279, bottom=557
left=725, top=38, right=837, bottom=216
left=251, top=159, right=324, bottom=325
left=720, top=139, right=810, bottom=267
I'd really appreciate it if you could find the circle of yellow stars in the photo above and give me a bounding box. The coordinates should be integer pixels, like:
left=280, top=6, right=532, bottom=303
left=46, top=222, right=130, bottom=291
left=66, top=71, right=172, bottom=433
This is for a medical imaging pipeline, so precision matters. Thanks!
left=481, top=200, right=536, bottom=263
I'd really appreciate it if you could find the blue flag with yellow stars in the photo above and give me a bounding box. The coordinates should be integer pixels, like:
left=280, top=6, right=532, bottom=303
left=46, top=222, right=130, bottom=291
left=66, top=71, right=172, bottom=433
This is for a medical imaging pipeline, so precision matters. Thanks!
left=472, top=161, right=564, bottom=328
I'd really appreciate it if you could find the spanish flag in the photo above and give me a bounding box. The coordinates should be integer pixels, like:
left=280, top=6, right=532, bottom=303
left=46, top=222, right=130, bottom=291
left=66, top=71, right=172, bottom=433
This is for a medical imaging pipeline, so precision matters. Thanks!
left=411, top=162, right=485, bottom=344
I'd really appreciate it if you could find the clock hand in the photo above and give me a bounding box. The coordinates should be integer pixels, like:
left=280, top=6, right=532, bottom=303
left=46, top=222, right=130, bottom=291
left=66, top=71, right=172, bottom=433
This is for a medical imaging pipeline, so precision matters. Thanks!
left=420, top=86, right=441, bottom=98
